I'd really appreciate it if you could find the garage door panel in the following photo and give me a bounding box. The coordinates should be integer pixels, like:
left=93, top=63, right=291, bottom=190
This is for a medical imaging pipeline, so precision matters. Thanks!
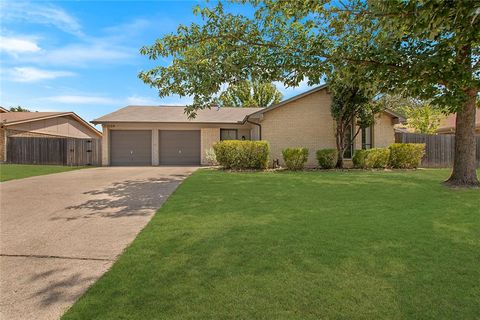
left=110, top=130, right=152, bottom=166
left=159, top=130, right=200, bottom=165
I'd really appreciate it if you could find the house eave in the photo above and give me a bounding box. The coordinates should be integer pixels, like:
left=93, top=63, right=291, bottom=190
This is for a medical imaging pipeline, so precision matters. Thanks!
left=2, top=112, right=102, bottom=137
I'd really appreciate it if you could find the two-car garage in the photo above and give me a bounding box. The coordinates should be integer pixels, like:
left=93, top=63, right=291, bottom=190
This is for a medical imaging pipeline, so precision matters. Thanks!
left=109, top=130, right=201, bottom=166
left=93, top=105, right=262, bottom=166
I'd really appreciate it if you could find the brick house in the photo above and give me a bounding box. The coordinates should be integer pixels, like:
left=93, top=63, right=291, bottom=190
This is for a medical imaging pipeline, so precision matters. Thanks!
left=93, top=85, right=403, bottom=167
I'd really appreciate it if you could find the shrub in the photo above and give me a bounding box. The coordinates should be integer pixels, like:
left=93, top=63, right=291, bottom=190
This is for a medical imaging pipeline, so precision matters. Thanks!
left=389, top=143, right=425, bottom=169
left=282, top=147, right=309, bottom=170
left=316, top=149, right=337, bottom=169
left=352, top=149, right=369, bottom=168
left=204, top=148, right=218, bottom=166
left=213, top=140, right=270, bottom=170
left=364, top=148, right=390, bottom=169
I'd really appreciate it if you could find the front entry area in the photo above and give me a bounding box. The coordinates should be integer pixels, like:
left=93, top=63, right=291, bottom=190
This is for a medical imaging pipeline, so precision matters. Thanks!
left=110, top=130, right=152, bottom=166
left=159, top=130, right=201, bottom=165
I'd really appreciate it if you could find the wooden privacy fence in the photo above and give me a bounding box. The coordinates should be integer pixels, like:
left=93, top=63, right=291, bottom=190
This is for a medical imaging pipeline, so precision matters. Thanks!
left=395, top=132, right=480, bottom=168
left=7, top=137, right=101, bottom=166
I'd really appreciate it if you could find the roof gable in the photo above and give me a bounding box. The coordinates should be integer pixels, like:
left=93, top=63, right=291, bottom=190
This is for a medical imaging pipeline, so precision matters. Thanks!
left=0, top=112, right=102, bottom=137
left=245, top=84, right=404, bottom=123
left=245, top=84, right=329, bottom=119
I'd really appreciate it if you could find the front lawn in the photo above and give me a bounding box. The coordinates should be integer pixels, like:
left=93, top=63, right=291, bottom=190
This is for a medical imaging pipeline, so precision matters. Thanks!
left=63, top=169, right=480, bottom=319
left=0, top=164, right=86, bottom=182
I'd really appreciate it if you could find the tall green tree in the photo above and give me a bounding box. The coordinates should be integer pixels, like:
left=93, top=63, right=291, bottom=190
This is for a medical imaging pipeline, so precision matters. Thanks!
left=375, top=95, right=445, bottom=134
left=217, top=80, right=282, bottom=108
left=139, top=1, right=479, bottom=186
left=404, top=104, right=444, bottom=134
left=374, top=94, right=418, bottom=117
left=9, top=106, right=31, bottom=112
left=329, top=78, right=380, bottom=168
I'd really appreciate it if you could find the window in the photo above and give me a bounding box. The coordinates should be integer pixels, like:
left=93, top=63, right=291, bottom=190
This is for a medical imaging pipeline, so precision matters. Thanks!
left=344, top=124, right=354, bottom=159
left=362, top=126, right=373, bottom=149
left=220, top=129, right=238, bottom=140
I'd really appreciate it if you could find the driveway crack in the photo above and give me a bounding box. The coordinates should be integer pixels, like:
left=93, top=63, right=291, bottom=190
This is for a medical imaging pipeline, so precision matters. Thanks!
left=0, top=253, right=114, bottom=262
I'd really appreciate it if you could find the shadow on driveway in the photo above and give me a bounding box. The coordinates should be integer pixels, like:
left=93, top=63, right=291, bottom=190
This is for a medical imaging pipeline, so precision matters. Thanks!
left=54, top=176, right=185, bottom=220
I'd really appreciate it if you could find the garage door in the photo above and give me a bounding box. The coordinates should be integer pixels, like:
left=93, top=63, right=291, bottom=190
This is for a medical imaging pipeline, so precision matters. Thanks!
left=159, top=130, right=200, bottom=165
left=110, top=130, right=152, bottom=166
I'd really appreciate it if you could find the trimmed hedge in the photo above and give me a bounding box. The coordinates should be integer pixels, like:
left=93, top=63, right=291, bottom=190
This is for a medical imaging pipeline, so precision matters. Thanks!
left=316, top=149, right=337, bottom=169
left=352, top=149, right=369, bottom=168
left=389, top=143, right=425, bottom=169
left=282, top=147, right=309, bottom=170
left=353, top=148, right=390, bottom=169
left=364, top=148, right=390, bottom=169
left=213, top=140, right=270, bottom=170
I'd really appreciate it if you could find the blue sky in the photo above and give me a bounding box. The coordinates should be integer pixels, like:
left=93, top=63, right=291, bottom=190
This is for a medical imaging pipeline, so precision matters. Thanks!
left=0, top=0, right=313, bottom=129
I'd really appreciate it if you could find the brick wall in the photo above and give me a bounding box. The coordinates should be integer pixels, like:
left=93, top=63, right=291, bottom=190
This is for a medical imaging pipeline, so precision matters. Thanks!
left=259, top=89, right=397, bottom=167
left=373, top=113, right=396, bottom=147
left=200, top=128, right=220, bottom=165
left=0, top=128, right=5, bottom=162
left=260, top=89, right=336, bottom=167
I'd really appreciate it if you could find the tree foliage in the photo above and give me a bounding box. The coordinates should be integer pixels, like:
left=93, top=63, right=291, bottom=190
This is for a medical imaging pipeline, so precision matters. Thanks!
left=404, top=104, right=444, bottom=134
left=139, top=0, right=479, bottom=185
left=375, top=94, right=444, bottom=134
left=329, top=78, right=381, bottom=168
left=140, top=1, right=478, bottom=110
left=9, top=106, right=31, bottom=112
left=217, top=80, right=282, bottom=108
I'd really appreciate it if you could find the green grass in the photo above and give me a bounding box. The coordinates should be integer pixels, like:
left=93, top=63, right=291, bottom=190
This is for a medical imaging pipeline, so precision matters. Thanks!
left=0, top=164, right=86, bottom=182
left=63, top=169, right=480, bottom=320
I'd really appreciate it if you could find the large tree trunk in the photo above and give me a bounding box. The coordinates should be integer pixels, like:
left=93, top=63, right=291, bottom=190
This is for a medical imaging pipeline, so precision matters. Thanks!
left=444, top=88, right=479, bottom=187
left=335, top=122, right=345, bottom=168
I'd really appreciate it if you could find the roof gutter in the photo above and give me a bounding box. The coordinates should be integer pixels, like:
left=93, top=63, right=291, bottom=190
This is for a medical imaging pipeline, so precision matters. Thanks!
left=246, top=117, right=262, bottom=140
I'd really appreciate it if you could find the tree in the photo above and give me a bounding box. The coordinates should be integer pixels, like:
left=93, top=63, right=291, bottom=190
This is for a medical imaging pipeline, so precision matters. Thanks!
left=139, top=1, right=479, bottom=186
left=374, top=94, right=416, bottom=117
left=9, top=106, right=31, bottom=112
left=404, top=104, right=444, bottom=134
left=360, top=1, right=480, bottom=187
left=329, top=79, right=381, bottom=168
left=375, top=95, right=444, bottom=134
left=217, top=80, right=282, bottom=108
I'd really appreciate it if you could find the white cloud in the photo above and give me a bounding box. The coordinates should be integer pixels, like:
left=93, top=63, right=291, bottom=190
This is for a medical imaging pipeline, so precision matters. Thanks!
left=32, top=106, right=65, bottom=112
left=0, top=36, right=41, bottom=54
left=1, top=2, right=84, bottom=37
left=21, top=42, right=135, bottom=67
left=102, top=18, right=151, bottom=40
left=10, top=67, right=75, bottom=82
left=40, top=95, right=118, bottom=105
left=158, top=95, right=194, bottom=106
left=126, top=95, right=160, bottom=105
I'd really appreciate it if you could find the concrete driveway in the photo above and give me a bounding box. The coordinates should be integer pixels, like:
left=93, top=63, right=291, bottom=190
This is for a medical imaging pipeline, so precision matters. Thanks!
left=0, top=166, right=197, bottom=320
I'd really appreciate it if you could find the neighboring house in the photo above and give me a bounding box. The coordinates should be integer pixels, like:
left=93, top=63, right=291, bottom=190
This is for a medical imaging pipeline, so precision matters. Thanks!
left=93, top=85, right=403, bottom=167
left=437, top=110, right=480, bottom=134
left=0, top=107, right=9, bottom=113
left=0, top=112, right=102, bottom=162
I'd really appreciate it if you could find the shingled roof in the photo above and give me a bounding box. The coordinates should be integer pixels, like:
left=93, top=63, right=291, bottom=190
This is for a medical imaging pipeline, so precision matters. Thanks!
left=92, top=106, right=264, bottom=124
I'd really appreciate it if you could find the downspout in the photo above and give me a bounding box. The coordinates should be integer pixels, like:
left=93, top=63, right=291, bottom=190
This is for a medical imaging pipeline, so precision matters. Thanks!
left=246, top=118, right=262, bottom=140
